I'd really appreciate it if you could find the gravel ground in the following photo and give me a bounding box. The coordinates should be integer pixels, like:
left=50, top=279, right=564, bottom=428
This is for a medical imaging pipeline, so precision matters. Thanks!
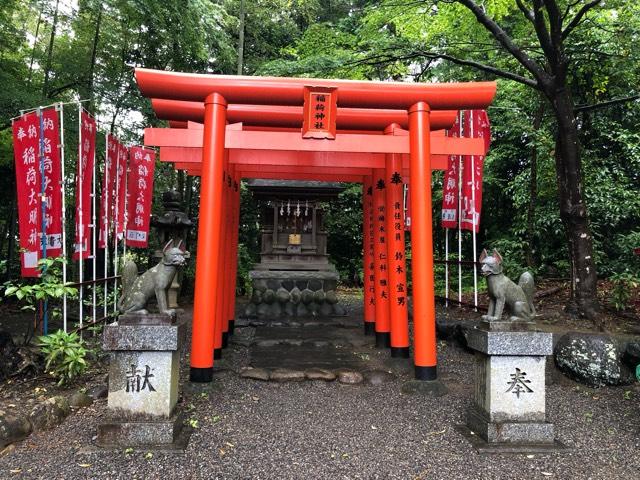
left=1, top=299, right=639, bottom=480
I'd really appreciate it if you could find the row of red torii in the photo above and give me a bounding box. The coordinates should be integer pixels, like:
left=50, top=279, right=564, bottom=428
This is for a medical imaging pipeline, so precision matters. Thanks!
left=134, top=68, right=497, bottom=382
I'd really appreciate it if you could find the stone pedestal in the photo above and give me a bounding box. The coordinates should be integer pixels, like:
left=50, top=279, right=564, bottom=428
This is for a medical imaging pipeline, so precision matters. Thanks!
left=97, top=313, right=188, bottom=449
left=463, top=321, right=559, bottom=450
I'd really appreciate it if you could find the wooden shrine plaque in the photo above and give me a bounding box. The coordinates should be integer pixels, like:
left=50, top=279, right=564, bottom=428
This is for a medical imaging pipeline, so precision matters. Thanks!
left=302, top=86, right=338, bottom=139
left=288, top=234, right=301, bottom=245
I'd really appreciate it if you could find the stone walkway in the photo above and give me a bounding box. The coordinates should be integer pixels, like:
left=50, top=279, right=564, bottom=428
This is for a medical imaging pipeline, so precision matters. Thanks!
left=1, top=301, right=639, bottom=479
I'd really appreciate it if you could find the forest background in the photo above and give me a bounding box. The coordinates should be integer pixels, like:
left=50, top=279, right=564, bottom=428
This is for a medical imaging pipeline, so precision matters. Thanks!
left=0, top=0, right=638, bottom=326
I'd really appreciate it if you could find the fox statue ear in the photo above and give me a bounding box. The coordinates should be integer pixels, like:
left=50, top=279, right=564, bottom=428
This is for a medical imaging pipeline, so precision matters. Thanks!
left=162, top=240, right=173, bottom=253
left=176, top=239, right=186, bottom=252
left=479, top=249, right=488, bottom=262
left=493, top=249, right=503, bottom=264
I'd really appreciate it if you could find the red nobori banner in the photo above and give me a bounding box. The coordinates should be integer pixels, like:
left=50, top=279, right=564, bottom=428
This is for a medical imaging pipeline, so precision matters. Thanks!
left=114, top=142, right=128, bottom=237
left=98, top=134, right=119, bottom=248
left=41, top=108, right=63, bottom=257
left=460, top=110, right=490, bottom=233
left=73, top=110, right=96, bottom=260
left=441, top=114, right=461, bottom=229
left=125, top=146, right=155, bottom=247
left=12, top=113, right=42, bottom=276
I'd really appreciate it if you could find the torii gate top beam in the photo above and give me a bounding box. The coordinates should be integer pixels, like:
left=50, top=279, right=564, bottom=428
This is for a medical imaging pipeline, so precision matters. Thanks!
left=135, top=68, right=496, bottom=110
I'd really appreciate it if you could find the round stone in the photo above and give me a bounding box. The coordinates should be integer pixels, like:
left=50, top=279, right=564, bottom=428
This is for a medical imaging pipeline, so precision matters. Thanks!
left=301, top=289, right=314, bottom=305
left=318, top=302, right=333, bottom=316
left=270, top=369, right=305, bottom=382
left=276, top=287, right=291, bottom=304
left=240, top=368, right=270, bottom=381
left=554, top=332, right=635, bottom=387
left=308, top=279, right=323, bottom=291
left=266, top=279, right=281, bottom=290
left=325, top=290, right=338, bottom=305
left=268, top=302, right=282, bottom=317
left=29, top=396, right=71, bottom=432
left=332, top=304, right=347, bottom=316
left=304, top=368, right=336, bottom=381
left=296, top=303, right=309, bottom=316
left=251, top=290, right=262, bottom=305
left=68, top=391, right=93, bottom=408
left=0, top=412, right=32, bottom=449
left=244, top=303, right=257, bottom=317
left=313, top=290, right=326, bottom=303
left=336, top=369, right=364, bottom=385
left=290, top=287, right=302, bottom=305
left=282, top=280, right=294, bottom=291
left=284, top=302, right=295, bottom=316
left=296, top=280, right=308, bottom=290
left=263, top=289, right=276, bottom=305
left=253, top=279, right=267, bottom=292
left=87, top=384, right=108, bottom=400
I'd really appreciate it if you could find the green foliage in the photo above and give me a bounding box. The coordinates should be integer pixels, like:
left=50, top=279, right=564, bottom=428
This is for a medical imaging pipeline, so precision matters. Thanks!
left=38, top=330, right=90, bottom=385
left=608, top=272, right=640, bottom=312
left=2, top=257, right=78, bottom=343
left=3, top=257, right=77, bottom=311
left=322, top=183, right=364, bottom=282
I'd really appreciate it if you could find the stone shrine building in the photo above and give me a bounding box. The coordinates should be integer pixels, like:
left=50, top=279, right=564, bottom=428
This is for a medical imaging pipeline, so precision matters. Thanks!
left=244, top=180, right=347, bottom=319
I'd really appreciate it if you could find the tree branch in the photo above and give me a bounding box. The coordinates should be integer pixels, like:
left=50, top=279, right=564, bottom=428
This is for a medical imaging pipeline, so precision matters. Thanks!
left=531, top=0, right=556, bottom=62
left=422, top=52, right=540, bottom=87
left=515, top=0, right=535, bottom=23
left=562, top=0, right=601, bottom=40
left=454, top=0, right=549, bottom=85
left=347, top=49, right=539, bottom=88
left=574, top=94, right=640, bottom=113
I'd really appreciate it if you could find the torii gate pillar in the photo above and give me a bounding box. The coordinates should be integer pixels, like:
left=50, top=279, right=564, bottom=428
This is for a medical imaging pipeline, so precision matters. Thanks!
left=190, top=93, right=227, bottom=382
left=409, top=102, right=438, bottom=380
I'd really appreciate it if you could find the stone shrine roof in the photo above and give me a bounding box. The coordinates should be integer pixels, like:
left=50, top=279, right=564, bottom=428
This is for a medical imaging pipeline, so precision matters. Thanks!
left=247, top=179, right=346, bottom=200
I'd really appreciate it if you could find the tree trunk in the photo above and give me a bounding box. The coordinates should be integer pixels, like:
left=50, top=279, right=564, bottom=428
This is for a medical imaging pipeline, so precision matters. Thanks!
left=42, top=0, right=60, bottom=98
left=548, top=85, right=600, bottom=323
left=237, top=0, right=246, bottom=75
left=525, top=101, right=545, bottom=268
left=27, top=10, right=42, bottom=86
left=86, top=3, right=103, bottom=110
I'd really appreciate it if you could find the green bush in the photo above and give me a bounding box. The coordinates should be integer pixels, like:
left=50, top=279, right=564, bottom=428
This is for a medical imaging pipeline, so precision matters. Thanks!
left=609, top=272, right=639, bottom=311
left=38, top=330, right=90, bottom=386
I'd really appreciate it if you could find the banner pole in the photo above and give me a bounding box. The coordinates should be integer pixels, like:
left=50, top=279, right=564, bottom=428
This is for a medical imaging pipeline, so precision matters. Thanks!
left=457, top=110, right=463, bottom=305
left=37, top=107, right=49, bottom=334
left=103, top=133, right=109, bottom=320
left=122, top=156, right=128, bottom=261
left=78, top=104, right=84, bottom=335
left=113, top=144, right=119, bottom=314
left=91, top=120, right=97, bottom=329
left=470, top=111, right=478, bottom=311
left=445, top=228, right=449, bottom=307
left=59, top=103, right=67, bottom=332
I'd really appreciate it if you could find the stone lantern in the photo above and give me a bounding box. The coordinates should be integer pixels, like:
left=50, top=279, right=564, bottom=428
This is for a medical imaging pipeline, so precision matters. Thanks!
left=151, top=191, right=193, bottom=309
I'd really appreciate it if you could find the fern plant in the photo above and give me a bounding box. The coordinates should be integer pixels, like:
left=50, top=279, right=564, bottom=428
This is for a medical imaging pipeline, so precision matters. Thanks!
left=38, top=330, right=90, bottom=385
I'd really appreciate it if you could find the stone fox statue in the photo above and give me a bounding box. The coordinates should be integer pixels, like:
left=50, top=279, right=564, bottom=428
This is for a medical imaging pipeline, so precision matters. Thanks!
left=118, top=241, right=188, bottom=315
left=479, top=249, right=536, bottom=322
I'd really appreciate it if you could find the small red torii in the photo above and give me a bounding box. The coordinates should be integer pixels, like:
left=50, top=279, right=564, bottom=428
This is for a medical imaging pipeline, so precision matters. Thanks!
left=135, top=68, right=496, bottom=383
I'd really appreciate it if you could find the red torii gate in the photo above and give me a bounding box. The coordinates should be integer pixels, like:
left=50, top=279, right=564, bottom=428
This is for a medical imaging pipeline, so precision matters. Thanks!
left=135, top=68, right=496, bottom=383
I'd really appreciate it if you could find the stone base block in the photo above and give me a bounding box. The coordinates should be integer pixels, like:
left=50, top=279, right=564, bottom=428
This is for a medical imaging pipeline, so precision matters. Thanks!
left=467, top=407, right=554, bottom=444
left=97, top=413, right=184, bottom=448
left=118, top=312, right=176, bottom=326
left=455, top=425, right=566, bottom=454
